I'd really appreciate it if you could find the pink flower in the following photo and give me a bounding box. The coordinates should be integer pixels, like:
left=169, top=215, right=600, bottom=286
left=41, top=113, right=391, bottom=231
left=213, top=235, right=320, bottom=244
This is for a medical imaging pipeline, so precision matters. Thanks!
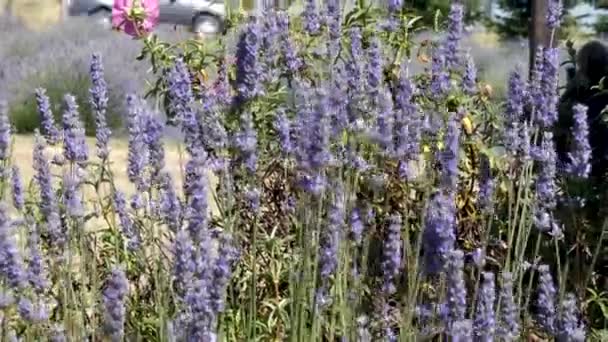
left=112, top=0, right=159, bottom=38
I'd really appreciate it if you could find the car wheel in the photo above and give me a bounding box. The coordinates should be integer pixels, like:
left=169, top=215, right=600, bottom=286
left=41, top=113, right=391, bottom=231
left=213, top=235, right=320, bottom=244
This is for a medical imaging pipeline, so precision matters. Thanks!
left=90, top=9, right=112, bottom=29
left=192, top=14, right=222, bottom=35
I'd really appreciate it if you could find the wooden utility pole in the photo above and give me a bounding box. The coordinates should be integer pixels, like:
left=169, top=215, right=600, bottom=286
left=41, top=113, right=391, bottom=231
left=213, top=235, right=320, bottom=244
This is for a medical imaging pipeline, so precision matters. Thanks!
left=529, top=0, right=553, bottom=76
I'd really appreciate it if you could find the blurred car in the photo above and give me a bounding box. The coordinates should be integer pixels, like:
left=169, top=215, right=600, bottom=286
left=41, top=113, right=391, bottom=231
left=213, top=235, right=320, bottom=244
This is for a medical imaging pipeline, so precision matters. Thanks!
left=67, top=0, right=226, bottom=34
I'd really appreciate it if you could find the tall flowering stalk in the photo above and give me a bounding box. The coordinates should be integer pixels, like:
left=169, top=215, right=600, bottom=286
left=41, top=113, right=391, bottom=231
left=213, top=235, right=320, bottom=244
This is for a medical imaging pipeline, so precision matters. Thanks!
left=444, top=3, right=464, bottom=69
left=10, top=166, right=24, bottom=211
left=534, top=132, right=557, bottom=231
left=382, top=215, right=402, bottom=296
left=0, top=100, right=11, bottom=163
left=316, top=186, right=345, bottom=309
left=565, top=104, right=591, bottom=178
left=33, top=132, right=63, bottom=251
left=445, top=250, right=470, bottom=339
left=474, top=272, right=496, bottom=341
left=536, top=265, right=557, bottom=335
left=234, top=18, right=262, bottom=103
left=102, top=267, right=129, bottom=341
left=498, top=272, right=519, bottom=340
left=89, top=53, right=111, bottom=160
left=61, top=94, right=89, bottom=165
left=126, top=95, right=149, bottom=191
left=0, top=204, right=26, bottom=290
left=35, top=88, right=60, bottom=145
left=166, top=59, right=200, bottom=153
left=504, top=68, right=526, bottom=155
left=557, top=293, right=585, bottom=341
left=302, top=0, right=320, bottom=35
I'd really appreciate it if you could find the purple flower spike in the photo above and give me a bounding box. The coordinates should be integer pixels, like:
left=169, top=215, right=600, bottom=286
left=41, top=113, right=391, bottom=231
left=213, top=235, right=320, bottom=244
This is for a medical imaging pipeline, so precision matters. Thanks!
left=547, top=0, right=563, bottom=30
left=235, top=18, right=263, bottom=103
left=382, top=215, right=402, bottom=295
left=35, top=88, right=61, bottom=145
left=10, top=166, right=24, bottom=211
left=302, top=0, right=321, bottom=35
left=444, top=3, right=464, bottom=69
left=89, top=53, right=111, bottom=160
left=62, top=94, right=88, bottom=164
left=536, top=264, right=557, bottom=335
left=557, top=293, right=585, bottom=342
left=474, top=272, right=497, bottom=341
left=463, top=53, right=477, bottom=95
left=102, top=267, right=129, bottom=341
left=234, top=111, right=258, bottom=175
left=498, top=272, right=520, bottom=341
left=423, top=192, right=456, bottom=274
left=114, top=190, right=141, bottom=251
left=565, top=104, right=591, bottom=178
left=0, top=204, right=27, bottom=290
left=0, top=100, right=11, bottom=161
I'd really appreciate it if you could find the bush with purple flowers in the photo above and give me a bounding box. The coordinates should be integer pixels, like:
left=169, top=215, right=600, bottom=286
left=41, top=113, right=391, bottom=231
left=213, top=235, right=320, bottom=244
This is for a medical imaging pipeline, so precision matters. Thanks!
left=0, top=1, right=606, bottom=341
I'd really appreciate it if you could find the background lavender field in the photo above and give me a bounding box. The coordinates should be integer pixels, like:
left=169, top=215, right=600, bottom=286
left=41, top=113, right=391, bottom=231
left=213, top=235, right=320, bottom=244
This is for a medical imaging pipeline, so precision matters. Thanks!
left=0, top=0, right=607, bottom=341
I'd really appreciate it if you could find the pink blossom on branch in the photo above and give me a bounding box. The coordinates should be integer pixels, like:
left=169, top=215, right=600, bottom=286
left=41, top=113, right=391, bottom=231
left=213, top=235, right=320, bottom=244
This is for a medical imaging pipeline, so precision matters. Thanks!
left=112, top=0, right=159, bottom=38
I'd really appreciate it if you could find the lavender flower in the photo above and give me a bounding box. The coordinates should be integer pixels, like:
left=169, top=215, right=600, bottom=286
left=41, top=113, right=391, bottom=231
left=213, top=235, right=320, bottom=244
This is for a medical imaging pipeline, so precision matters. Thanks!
left=0, top=100, right=11, bottom=161
left=504, top=68, right=526, bottom=154
left=316, top=187, right=345, bottom=308
left=18, top=297, right=49, bottom=323
left=367, top=35, right=383, bottom=98
left=498, top=272, right=519, bottom=340
left=565, top=104, right=591, bottom=178
left=209, top=232, right=237, bottom=314
left=274, top=108, right=293, bottom=155
left=474, top=272, right=496, bottom=341
left=302, top=0, right=321, bottom=34
left=394, top=70, right=422, bottom=179
left=444, top=3, right=464, bottom=69
left=463, top=53, right=477, bottom=95
left=10, top=166, right=24, bottom=210
left=423, top=191, right=457, bottom=274
left=451, top=319, right=473, bottom=341
left=446, top=250, right=467, bottom=323
left=529, top=46, right=545, bottom=112
left=388, top=0, right=403, bottom=14
left=166, top=59, right=200, bottom=153
left=277, top=13, right=301, bottom=76
left=547, top=0, right=563, bottom=31
left=63, top=173, right=84, bottom=218
left=536, top=264, right=557, bottom=335
left=143, top=112, right=165, bottom=183
left=382, top=215, right=402, bottom=295
left=102, top=267, right=129, bottom=342
left=159, top=173, right=182, bottom=232
left=114, top=190, right=141, bottom=251
left=534, top=131, right=557, bottom=230
left=61, top=94, right=88, bottom=164
left=35, top=88, right=60, bottom=145
left=325, top=0, right=341, bottom=57
left=430, top=48, right=450, bottom=98
left=26, top=221, right=49, bottom=293
left=183, top=149, right=210, bottom=243
left=234, top=18, right=262, bottom=103
left=346, top=27, right=365, bottom=95
left=173, top=230, right=195, bottom=298
left=33, top=132, right=63, bottom=250
left=350, top=207, right=365, bottom=245
left=213, top=56, right=232, bottom=107
left=0, top=204, right=26, bottom=289
left=89, top=53, right=110, bottom=160
left=234, top=111, right=258, bottom=175
left=126, top=95, right=149, bottom=190
left=261, top=12, right=280, bottom=83
left=538, top=48, right=559, bottom=128
left=557, top=293, right=585, bottom=342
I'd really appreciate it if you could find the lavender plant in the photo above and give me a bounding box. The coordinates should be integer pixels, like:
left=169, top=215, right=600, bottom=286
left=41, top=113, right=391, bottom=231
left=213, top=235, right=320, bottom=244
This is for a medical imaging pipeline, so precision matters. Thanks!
left=0, top=1, right=604, bottom=341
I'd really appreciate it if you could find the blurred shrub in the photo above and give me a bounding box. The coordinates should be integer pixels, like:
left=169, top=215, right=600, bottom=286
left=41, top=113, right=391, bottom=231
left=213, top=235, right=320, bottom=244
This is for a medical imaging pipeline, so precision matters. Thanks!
left=0, top=15, right=185, bottom=136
